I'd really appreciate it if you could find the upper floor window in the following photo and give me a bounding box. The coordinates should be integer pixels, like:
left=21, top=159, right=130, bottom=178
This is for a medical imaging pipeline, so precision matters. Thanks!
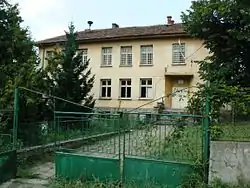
left=101, top=47, right=112, bottom=66
left=172, top=43, right=185, bottom=64
left=82, top=49, right=88, bottom=63
left=140, top=78, right=153, bottom=99
left=76, top=48, right=88, bottom=63
left=120, top=46, right=132, bottom=66
left=140, top=45, right=153, bottom=65
left=100, top=79, right=111, bottom=98
left=120, top=79, right=131, bottom=98
left=46, top=51, right=55, bottom=59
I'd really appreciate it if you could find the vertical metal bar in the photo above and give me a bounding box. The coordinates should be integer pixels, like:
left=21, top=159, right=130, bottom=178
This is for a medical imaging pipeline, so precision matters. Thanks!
left=122, top=114, right=126, bottom=187
left=53, top=111, right=56, bottom=150
left=203, top=86, right=210, bottom=185
left=13, top=87, right=19, bottom=150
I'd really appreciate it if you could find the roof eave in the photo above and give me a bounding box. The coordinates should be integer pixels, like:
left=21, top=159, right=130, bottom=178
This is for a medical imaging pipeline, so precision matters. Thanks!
left=36, top=32, right=189, bottom=47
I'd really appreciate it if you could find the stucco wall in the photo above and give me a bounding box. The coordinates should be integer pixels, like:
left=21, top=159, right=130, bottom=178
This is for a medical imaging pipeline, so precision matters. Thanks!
left=39, top=38, right=208, bottom=109
left=209, top=141, right=250, bottom=185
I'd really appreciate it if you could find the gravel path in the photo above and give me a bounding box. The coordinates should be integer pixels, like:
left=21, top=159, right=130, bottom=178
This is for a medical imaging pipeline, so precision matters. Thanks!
left=0, top=124, right=173, bottom=188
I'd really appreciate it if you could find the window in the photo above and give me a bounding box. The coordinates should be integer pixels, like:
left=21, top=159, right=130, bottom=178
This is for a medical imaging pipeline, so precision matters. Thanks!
left=46, top=51, right=55, bottom=58
left=172, top=43, right=185, bottom=64
left=140, top=45, right=153, bottom=65
left=120, top=46, right=132, bottom=66
left=140, top=79, right=153, bottom=98
left=100, top=79, right=111, bottom=98
left=76, top=49, right=88, bottom=63
left=82, top=49, right=88, bottom=63
left=101, top=47, right=112, bottom=66
left=120, top=79, right=131, bottom=98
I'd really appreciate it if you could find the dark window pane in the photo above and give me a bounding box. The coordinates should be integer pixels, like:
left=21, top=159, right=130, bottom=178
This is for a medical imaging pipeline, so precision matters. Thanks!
left=141, top=87, right=146, bottom=98
left=108, top=80, right=111, bottom=85
left=121, top=87, right=126, bottom=97
left=141, top=80, right=146, bottom=85
left=102, top=81, right=106, bottom=85
left=102, top=87, right=106, bottom=97
left=127, top=87, right=131, bottom=98
left=107, top=87, right=111, bottom=97
left=121, top=80, right=126, bottom=85
left=148, top=79, right=152, bottom=85
left=127, top=80, right=131, bottom=85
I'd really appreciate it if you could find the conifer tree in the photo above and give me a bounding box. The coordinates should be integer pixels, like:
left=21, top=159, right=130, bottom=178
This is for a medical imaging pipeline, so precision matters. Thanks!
left=46, top=22, right=95, bottom=112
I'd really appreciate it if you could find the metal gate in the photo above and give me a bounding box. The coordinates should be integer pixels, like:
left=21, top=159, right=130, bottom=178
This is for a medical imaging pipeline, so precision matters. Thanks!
left=54, top=108, right=209, bottom=187
left=120, top=111, right=208, bottom=187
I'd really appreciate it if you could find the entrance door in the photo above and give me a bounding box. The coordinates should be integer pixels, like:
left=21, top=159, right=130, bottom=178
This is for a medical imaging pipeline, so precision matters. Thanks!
left=171, top=87, right=189, bottom=109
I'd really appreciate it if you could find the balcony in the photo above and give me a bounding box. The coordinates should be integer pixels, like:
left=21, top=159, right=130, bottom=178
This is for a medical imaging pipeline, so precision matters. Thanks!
left=164, top=63, right=195, bottom=76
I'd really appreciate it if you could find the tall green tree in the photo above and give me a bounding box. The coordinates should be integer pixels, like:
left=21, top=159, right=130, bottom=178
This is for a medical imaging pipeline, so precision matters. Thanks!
left=46, top=23, right=95, bottom=113
left=0, top=1, right=35, bottom=92
left=0, top=1, right=49, bottom=146
left=181, top=0, right=250, bottom=118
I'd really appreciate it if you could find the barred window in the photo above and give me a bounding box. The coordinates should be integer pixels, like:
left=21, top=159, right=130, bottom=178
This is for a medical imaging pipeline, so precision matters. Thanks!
left=140, top=45, right=153, bottom=65
left=120, top=46, right=132, bottom=66
left=172, top=43, right=185, bottom=64
left=102, top=47, right=112, bottom=66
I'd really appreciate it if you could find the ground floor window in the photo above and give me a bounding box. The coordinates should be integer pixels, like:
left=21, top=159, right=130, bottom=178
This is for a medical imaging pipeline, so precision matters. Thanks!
left=120, top=79, right=131, bottom=98
left=140, top=78, right=153, bottom=98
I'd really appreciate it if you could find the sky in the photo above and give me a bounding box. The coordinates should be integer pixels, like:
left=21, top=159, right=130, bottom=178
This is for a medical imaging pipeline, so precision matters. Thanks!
left=11, top=0, right=192, bottom=41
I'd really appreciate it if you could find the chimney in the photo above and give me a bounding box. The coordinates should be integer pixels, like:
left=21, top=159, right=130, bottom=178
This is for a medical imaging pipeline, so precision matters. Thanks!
left=167, top=16, right=172, bottom=25
left=171, top=20, right=175, bottom=25
left=112, top=23, right=119, bottom=28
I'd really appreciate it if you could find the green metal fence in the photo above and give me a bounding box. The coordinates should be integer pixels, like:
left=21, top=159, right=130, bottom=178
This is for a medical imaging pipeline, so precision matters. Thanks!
left=9, top=86, right=210, bottom=187
left=55, top=109, right=208, bottom=187
left=123, top=112, right=204, bottom=163
left=0, top=108, right=17, bottom=184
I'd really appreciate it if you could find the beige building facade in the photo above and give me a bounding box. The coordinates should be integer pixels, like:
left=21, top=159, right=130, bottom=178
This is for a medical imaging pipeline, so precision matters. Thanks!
left=37, top=17, right=208, bottom=111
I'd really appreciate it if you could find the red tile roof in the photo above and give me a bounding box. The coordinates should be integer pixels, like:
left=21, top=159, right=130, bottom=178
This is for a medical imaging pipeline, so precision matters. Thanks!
left=37, top=23, right=187, bottom=46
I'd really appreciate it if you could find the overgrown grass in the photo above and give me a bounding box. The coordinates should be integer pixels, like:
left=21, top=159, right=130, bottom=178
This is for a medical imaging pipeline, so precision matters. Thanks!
left=137, top=123, right=203, bottom=163
left=212, top=124, right=250, bottom=141
left=49, top=178, right=169, bottom=188
left=49, top=178, right=250, bottom=188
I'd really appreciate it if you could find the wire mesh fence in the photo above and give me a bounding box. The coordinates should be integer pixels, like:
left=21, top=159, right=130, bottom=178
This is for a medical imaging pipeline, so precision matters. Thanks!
left=55, top=111, right=121, bottom=157
left=53, top=111, right=204, bottom=164
left=123, top=112, right=204, bottom=163
left=211, top=93, right=250, bottom=142
left=0, top=109, right=14, bottom=153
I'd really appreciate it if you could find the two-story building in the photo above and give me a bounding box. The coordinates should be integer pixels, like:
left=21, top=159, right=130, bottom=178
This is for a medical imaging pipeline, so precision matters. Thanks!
left=37, top=16, right=208, bottom=112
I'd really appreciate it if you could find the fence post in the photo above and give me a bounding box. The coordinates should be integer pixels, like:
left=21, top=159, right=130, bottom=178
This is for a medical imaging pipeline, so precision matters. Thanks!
left=13, top=87, right=19, bottom=150
left=203, top=85, right=210, bottom=185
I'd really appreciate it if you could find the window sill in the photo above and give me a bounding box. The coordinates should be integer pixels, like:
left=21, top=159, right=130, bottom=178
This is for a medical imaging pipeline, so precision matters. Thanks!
left=119, top=65, right=132, bottom=67
left=138, top=98, right=153, bottom=101
left=100, top=65, right=112, bottom=68
left=171, top=63, right=187, bottom=66
left=99, top=97, right=112, bottom=100
left=139, top=64, right=153, bottom=67
left=118, top=98, right=132, bottom=100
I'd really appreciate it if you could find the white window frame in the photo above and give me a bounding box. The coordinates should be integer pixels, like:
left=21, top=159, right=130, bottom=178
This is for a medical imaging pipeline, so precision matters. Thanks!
left=82, top=48, right=88, bottom=63
left=120, top=79, right=132, bottom=99
left=100, top=79, right=111, bottom=98
left=140, top=78, right=153, bottom=99
left=172, top=43, right=185, bottom=64
left=120, top=46, right=132, bottom=66
left=76, top=48, right=88, bottom=63
left=101, top=47, right=112, bottom=66
left=140, top=45, right=153, bottom=65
